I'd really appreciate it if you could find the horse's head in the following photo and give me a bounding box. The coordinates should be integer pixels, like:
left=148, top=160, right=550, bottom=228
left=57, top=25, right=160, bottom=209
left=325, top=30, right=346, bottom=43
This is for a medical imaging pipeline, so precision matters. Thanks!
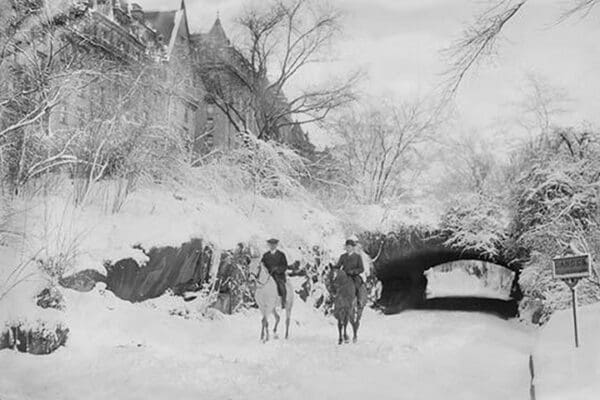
left=325, top=263, right=349, bottom=294
left=248, top=261, right=270, bottom=287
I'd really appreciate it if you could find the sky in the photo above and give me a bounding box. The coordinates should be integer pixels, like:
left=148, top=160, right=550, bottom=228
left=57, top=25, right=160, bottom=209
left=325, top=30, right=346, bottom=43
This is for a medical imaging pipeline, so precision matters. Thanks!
left=137, top=0, right=600, bottom=148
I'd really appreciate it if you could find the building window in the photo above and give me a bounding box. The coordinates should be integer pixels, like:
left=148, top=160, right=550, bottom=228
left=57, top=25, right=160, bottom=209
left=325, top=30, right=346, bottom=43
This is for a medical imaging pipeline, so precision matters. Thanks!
left=60, top=103, right=68, bottom=125
left=99, top=85, right=106, bottom=108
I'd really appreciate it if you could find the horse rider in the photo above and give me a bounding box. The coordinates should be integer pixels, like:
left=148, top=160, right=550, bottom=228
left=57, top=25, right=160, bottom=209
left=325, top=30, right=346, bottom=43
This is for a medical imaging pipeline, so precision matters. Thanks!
left=260, top=238, right=289, bottom=308
left=334, top=239, right=364, bottom=307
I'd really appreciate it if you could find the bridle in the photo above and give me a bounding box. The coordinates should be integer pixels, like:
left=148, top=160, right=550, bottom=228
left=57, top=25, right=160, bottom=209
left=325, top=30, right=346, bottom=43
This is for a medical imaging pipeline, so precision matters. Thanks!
left=249, top=262, right=271, bottom=288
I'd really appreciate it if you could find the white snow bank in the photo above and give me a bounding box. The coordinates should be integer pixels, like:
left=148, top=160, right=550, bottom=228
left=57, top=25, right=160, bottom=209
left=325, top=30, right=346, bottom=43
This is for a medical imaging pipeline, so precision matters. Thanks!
left=0, top=281, right=536, bottom=400
left=2, top=179, right=348, bottom=277
left=534, top=302, right=600, bottom=399
left=0, top=246, right=66, bottom=330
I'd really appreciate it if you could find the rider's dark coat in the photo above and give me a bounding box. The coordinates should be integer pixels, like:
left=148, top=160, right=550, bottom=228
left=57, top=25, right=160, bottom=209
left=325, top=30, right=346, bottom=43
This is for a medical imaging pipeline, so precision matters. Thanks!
left=335, top=252, right=364, bottom=276
left=335, top=252, right=365, bottom=306
left=261, top=250, right=289, bottom=304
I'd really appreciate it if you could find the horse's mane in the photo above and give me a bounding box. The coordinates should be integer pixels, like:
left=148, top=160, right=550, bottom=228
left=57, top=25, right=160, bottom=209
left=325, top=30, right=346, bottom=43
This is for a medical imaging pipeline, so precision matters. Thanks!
left=332, top=268, right=355, bottom=300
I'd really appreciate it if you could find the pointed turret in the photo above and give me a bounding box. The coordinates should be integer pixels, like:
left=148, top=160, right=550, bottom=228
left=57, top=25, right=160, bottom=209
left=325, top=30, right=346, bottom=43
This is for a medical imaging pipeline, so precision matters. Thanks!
left=208, top=14, right=230, bottom=46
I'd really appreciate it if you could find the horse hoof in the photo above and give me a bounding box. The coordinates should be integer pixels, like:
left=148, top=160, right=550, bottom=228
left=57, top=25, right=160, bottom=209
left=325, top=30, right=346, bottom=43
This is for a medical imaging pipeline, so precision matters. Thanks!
left=352, top=337, right=357, bottom=344
left=338, top=339, right=343, bottom=345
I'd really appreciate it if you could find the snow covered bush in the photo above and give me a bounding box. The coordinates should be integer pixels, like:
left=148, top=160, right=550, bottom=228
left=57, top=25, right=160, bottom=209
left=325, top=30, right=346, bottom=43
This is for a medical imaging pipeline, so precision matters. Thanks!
left=508, top=128, right=600, bottom=322
left=190, top=135, right=311, bottom=218
left=222, top=135, right=307, bottom=198
left=440, top=193, right=508, bottom=258
left=0, top=318, right=69, bottom=354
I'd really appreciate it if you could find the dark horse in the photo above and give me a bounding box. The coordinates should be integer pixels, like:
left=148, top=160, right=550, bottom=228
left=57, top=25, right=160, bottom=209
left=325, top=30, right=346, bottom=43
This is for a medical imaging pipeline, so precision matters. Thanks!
left=329, top=267, right=367, bottom=344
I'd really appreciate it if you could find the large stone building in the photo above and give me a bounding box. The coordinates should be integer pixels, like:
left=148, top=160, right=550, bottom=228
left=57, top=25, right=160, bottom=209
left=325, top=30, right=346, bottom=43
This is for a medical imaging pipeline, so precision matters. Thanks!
left=51, top=0, right=314, bottom=156
left=191, top=15, right=315, bottom=155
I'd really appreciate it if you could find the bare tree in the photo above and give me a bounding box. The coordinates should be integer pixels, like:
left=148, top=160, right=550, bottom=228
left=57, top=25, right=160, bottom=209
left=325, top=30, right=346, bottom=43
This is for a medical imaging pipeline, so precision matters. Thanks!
left=443, top=0, right=599, bottom=97
left=437, top=131, right=501, bottom=197
left=515, top=73, right=571, bottom=139
left=200, top=0, right=359, bottom=142
left=333, top=99, right=437, bottom=203
left=0, top=0, right=93, bottom=192
left=560, top=0, right=600, bottom=19
left=1, top=1, right=194, bottom=201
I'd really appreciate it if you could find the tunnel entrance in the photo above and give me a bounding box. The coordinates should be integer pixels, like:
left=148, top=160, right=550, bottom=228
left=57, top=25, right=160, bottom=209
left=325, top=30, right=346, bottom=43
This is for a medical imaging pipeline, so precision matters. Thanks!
left=373, top=247, right=522, bottom=318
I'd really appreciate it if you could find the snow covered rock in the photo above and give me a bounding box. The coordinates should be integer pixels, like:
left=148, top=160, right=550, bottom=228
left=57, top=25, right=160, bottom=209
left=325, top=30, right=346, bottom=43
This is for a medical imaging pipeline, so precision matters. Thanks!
left=105, top=239, right=214, bottom=302
left=36, top=287, right=65, bottom=310
left=59, top=269, right=106, bottom=292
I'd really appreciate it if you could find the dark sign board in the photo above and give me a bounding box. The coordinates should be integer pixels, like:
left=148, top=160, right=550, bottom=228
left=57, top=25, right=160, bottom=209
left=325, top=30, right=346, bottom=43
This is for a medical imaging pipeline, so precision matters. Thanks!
left=553, top=254, right=591, bottom=279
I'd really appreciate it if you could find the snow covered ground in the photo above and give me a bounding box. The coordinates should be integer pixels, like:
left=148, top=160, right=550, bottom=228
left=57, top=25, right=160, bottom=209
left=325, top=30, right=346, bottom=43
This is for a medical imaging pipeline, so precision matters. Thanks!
left=0, top=284, right=535, bottom=400
left=0, top=178, right=556, bottom=399
left=534, top=302, right=600, bottom=399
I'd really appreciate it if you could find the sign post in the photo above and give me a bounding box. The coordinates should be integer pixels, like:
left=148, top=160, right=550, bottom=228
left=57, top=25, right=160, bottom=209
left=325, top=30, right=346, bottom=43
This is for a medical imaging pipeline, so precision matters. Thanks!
left=552, top=254, right=591, bottom=348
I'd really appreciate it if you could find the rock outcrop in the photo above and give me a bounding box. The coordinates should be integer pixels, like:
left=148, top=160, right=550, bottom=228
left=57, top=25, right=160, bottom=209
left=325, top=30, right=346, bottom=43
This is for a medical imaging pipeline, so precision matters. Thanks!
left=59, top=269, right=106, bottom=292
left=106, top=239, right=214, bottom=302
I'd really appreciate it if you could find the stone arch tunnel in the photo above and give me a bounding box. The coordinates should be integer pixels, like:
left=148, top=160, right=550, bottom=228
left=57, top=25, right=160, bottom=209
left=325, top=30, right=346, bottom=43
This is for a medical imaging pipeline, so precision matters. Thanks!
left=361, top=231, right=523, bottom=318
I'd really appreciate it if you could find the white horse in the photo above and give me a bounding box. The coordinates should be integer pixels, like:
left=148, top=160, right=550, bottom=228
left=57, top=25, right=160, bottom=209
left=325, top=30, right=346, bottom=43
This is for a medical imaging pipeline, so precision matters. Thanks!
left=252, top=262, right=294, bottom=342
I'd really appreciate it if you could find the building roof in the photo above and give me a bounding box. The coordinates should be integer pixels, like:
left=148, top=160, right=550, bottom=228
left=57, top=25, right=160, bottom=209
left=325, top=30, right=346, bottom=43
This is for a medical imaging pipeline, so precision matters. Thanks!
left=143, top=1, right=191, bottom=61
left=143, top=10, right=177, bottom=43
left=207, top=16, right=230, bottom=46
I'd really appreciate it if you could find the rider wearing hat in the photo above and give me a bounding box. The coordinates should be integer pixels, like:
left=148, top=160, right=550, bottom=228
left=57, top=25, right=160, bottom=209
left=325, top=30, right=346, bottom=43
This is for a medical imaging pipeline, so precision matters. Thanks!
left=260, top=238, right=289, bottom=308
left=334, top=239, right=364, bottom=307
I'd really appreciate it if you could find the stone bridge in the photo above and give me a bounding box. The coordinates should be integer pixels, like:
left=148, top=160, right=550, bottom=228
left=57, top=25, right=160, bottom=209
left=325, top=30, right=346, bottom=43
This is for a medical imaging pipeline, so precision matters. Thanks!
left=360, top=230, right=522, bottom=317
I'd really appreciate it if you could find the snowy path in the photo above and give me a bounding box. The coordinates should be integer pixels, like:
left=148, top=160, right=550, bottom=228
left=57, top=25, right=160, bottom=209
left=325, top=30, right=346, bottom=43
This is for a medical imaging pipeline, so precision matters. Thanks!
left=0, top=289, right=535, bottom=400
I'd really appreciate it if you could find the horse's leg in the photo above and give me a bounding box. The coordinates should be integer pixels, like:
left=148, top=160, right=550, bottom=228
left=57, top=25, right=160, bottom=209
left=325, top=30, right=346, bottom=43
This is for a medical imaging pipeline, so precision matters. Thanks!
left=264, top=315, right=270, bottom=342
left=337, top=318, right=343, bottom=345
left=351, top=313, right=359, bottom=343
left=343, top=314, right=350, bottom=343
left=284, top=300, right=292, bottom=339
left=354, top=304, right=366, bottom=343
left=273, top=309, right=280, bottom=338
left=260, top=315, right=264, bottom=341
left=261, top=316, right=269, bottom=342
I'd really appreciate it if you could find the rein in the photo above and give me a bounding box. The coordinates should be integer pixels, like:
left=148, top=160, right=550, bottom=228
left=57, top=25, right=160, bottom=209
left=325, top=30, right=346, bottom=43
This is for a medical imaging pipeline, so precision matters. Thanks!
left=250, top=263, right=271, bottom=288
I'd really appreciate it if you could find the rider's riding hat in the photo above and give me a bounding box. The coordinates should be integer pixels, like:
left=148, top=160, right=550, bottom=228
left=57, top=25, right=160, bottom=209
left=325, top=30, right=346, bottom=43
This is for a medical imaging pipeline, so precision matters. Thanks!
left=267, top=238, right=279, bottom=244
